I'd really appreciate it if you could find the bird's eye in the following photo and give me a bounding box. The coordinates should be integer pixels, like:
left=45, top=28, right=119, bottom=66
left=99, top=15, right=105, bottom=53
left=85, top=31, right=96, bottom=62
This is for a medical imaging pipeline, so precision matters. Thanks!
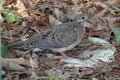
left=81, top=17, right=85, bottom=19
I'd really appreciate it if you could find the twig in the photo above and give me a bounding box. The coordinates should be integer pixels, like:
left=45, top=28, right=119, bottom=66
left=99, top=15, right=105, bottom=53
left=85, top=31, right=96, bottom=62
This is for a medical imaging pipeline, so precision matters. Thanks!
left=2, top=57, right=38, bottom=68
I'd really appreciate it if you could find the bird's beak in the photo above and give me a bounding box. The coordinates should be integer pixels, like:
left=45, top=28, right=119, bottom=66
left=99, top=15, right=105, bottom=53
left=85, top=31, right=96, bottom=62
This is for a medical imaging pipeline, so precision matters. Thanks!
left=85, top=19, right=93, bottom=24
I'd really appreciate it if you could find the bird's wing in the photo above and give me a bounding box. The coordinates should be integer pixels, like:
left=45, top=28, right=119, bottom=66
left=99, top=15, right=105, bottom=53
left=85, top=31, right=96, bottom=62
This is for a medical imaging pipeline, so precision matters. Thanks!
left=24, top=22, right=79, bottom=49
left=47, top=22, right=85, bottom=49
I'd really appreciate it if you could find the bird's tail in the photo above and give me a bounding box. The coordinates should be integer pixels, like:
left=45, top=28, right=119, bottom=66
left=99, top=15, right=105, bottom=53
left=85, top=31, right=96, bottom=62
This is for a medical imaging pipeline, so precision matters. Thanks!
left=7, top=41, right=25, bottom=49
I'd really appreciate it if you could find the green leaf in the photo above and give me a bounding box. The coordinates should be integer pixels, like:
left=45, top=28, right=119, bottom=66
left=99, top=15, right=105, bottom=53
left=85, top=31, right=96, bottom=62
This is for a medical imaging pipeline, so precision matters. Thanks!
left=1, top=9, right=10, bottom=13
left=102, top=12, right=109, bottom=17
left=1, top=43, right=9, bottom=57
left=14, top=13, right=20, bottom=24
left=48, top=75, right=60, bottom=80
left=116, top=33, right=120, bottom=43
left=6, top=13, right=15, bottom=23
left=111, top=27, right=120, bottom=43
left=111, top=27, right=120, bottom=34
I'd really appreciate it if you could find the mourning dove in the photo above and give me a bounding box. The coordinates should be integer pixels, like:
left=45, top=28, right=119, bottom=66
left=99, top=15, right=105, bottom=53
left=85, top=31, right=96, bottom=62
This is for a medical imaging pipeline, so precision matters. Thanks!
left=7, top=12, right=92, bottom=54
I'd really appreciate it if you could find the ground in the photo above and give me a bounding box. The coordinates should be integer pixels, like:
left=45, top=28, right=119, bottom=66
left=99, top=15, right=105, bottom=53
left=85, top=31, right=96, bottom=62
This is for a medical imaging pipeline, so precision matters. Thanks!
left=1, top=0, right=120, bottom=80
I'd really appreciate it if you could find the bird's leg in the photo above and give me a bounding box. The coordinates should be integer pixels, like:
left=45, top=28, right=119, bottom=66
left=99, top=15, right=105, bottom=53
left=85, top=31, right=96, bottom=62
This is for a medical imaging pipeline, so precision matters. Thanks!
left=60, top=52, right=67, bottom=57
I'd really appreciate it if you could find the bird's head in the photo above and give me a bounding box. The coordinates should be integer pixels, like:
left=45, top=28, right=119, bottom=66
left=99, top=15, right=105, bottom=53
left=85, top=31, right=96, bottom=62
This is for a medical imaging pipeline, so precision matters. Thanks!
left=74, top=12, right=93, bottom=26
